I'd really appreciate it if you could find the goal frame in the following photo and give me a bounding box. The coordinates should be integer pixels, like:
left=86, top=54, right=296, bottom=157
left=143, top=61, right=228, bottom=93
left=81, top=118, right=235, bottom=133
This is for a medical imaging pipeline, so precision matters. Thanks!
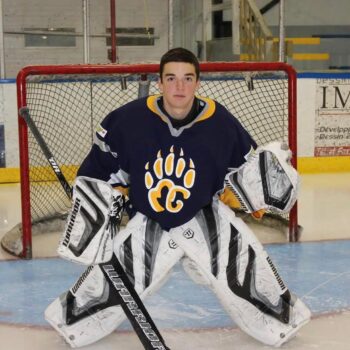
left=16, top=62, right=298, bottom=259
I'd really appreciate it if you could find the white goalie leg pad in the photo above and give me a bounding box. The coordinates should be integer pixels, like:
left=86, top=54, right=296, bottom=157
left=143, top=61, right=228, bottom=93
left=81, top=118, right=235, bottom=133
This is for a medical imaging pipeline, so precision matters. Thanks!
left=47, top=212, right=184, bottom=348
left=45, top=264, right=125, bottom=348
left=215, top=202, right=311, bottom=346
left=181, top=256, right=212, bottom=286
left=57, top=176, right=124, bottom=265
left=225, top=141, right=299, bottom=214
left=114, top=212, right=185, bottom=295
left=171, top=199, right=310, bottom=347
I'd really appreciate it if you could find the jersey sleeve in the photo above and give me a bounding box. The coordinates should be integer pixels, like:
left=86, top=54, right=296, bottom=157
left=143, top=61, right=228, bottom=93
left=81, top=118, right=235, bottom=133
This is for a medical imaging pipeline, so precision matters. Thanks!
left=219, top=113, right=261, bottom=214
left=228, top=116, right=257, bottom=169
left=77, top=111, right=129, bottom=191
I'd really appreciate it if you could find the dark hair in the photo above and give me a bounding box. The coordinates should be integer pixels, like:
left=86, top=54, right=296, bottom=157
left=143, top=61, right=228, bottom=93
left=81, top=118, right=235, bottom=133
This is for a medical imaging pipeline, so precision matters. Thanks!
left=159, top=47, right=200, bottom=81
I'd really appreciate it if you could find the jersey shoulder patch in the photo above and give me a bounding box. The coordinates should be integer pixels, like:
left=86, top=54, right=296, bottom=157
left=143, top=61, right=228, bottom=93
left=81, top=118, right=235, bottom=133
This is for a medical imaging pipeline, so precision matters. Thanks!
left=96, top=124, right=107, bottom=138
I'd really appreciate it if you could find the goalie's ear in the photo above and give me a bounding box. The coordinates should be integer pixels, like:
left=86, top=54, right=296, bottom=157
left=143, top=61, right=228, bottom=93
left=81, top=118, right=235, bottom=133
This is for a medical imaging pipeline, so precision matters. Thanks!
left=225, top=141, right=299, bottom=214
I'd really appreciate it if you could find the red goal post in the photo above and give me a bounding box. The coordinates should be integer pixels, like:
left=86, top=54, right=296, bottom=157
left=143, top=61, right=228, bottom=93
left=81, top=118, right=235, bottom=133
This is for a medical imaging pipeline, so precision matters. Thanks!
left=12, top=62, right=297, bottom=259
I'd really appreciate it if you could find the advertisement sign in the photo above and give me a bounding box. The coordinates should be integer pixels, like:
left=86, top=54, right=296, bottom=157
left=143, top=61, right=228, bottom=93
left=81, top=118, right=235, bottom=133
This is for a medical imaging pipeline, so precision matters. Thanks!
left=315, top=78, right=350, bottom=156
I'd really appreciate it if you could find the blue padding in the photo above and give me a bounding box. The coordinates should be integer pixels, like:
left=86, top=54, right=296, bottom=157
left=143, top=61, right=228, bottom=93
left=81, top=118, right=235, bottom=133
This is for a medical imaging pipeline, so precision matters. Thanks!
left=0, top=79, right=16, bottom=84
left=298, top=72, right=350, bottom=79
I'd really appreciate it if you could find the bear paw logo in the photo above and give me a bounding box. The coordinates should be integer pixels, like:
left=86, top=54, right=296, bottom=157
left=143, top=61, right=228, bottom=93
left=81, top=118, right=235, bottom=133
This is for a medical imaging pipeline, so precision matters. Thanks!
left=145, top=146, right=196, bottom=213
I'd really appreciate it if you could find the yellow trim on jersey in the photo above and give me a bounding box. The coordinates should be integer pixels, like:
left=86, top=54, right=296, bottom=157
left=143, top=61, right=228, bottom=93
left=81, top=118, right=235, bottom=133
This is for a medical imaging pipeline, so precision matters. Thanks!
left=146, top=95, right=216, bottom=124
left=196, top=96, right=216, bottom=122
left=219, top=187, right=241, bottom=208
left=219, top=187, right=266, bottom=219
left=114, top=185, right=129, bottom=198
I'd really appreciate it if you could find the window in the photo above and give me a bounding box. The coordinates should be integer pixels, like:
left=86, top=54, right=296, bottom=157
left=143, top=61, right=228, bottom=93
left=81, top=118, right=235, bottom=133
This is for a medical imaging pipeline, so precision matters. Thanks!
left=24, top=28, right=76, bottom=47
left=106, top=27, right=155, bottom=46
left=211, top=0, right=232, bottom=39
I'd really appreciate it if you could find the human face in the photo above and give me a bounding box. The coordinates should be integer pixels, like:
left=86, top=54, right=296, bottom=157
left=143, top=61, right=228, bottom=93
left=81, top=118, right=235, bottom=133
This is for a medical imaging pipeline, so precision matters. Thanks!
left=158, top=62, right=200, bottom=120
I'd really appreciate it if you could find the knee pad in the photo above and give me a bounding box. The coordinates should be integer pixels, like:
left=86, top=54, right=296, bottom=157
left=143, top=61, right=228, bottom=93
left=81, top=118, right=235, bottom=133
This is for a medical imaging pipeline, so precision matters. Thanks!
left=115, top=212, right=184, bottom=293
left=181, top=256, right=211, bottom=286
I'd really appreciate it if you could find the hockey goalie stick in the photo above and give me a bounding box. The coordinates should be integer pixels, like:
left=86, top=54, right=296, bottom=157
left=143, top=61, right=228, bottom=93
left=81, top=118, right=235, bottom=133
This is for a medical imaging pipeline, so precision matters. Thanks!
left=19, top=107, right=73, bottom=199
left=19, top=106, right=170, bottom=350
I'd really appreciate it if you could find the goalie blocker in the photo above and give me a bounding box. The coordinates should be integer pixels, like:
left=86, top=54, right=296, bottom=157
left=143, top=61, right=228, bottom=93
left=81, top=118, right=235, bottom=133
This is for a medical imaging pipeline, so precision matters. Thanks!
left=225, top=141, right=299, bottom=215
left=57, top=176, right=125, bottom=265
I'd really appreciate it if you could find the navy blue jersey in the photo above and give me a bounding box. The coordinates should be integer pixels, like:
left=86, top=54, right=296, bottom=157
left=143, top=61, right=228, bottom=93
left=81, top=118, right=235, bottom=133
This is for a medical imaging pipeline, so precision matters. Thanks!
left=78, top=95, right=256, bottom=230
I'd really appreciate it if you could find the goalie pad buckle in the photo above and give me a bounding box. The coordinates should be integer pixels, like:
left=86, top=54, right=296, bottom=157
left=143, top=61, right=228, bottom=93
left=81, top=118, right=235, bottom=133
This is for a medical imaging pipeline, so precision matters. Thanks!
left=225, top=142, right=299, bottom=214
left=57, top=176, right=125, bottom=265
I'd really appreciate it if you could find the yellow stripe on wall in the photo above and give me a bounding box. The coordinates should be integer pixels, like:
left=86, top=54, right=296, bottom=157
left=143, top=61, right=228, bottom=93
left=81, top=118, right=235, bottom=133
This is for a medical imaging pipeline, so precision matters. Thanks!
left=0, top=165, right=78, bottom=183
left=29, top=165, right=78, bottom=182
left=292, top=53, right=330, bottom=61
left=273, top=37, right=321, bottom=45
left=298, top=156, right=350, bottom=173
left=1, top=158, right=350, bottom=184
left=241, top=52, right=329, bottom=62
left=0, top=168, right=20, bottom=183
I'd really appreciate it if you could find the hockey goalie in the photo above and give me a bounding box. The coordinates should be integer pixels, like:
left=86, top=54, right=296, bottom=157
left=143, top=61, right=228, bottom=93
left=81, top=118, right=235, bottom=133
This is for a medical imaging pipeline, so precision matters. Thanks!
left=45, top=48, right=311, bottom=348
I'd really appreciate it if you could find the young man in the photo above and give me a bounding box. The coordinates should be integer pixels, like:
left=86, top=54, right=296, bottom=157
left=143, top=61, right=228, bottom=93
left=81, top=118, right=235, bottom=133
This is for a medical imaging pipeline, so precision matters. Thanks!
left=45, top=48, right=310, bottom=348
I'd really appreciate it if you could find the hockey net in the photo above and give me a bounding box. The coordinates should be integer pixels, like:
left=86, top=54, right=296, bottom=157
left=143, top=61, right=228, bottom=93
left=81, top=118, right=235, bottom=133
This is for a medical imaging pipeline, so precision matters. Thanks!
left=4, top=62, right=298, bottom=259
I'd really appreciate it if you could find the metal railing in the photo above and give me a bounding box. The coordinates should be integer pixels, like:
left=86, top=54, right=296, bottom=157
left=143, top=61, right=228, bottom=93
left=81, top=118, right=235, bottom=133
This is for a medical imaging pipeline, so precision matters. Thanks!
left=239, top=0, right=275, bottom=61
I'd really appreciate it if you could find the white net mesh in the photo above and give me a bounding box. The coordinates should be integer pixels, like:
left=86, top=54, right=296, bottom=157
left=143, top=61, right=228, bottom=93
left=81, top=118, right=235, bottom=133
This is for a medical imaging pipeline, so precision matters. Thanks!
left=2, top=64, right=297, bottom=257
